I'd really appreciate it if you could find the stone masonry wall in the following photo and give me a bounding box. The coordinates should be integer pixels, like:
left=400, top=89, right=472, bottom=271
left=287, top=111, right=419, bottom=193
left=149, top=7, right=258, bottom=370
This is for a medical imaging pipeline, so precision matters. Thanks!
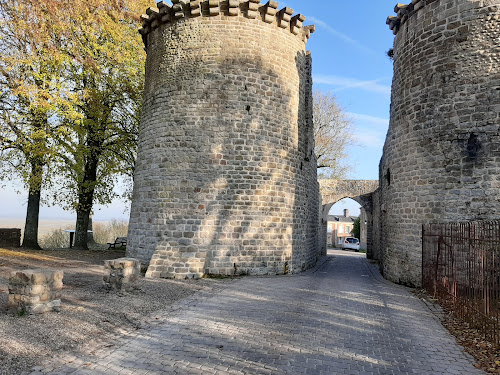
left=371, top=188, right=383, bottom=265
left=379, top=0, right=500, bottom=286
left=127, top=1, right=320, bottom=278
left=319, top=180, right=379, bottom=208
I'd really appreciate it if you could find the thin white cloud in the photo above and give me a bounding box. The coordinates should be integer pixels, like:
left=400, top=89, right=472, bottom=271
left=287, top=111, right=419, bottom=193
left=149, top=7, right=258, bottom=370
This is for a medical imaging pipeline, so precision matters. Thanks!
left=347, top=112, right=389, bottom=127
left=308, top=16, right=374, bottom=54
left=349, top=114, right=389, bottom=148
left=314, top=74, right=391, bottom=95
left=355, top=131, right=385, bottom=149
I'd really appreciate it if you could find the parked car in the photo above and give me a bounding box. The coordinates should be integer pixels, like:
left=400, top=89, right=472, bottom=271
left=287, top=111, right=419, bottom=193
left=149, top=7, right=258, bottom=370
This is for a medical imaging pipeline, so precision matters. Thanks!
left=343, top=237, right=360, bottom=251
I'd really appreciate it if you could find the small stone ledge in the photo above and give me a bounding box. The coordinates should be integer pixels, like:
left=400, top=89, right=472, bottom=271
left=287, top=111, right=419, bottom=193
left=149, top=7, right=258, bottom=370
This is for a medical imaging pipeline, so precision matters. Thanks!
left=139, top=0, right=314, bottom=48
left=103, top=258, right=141, bottom=292
left=8, top=269, right=63, bottom=314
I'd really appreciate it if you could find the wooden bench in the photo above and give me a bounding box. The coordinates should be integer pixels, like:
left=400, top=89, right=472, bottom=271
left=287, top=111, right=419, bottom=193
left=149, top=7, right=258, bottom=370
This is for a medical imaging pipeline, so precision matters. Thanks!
left=107, top=237, right=127, bottom=249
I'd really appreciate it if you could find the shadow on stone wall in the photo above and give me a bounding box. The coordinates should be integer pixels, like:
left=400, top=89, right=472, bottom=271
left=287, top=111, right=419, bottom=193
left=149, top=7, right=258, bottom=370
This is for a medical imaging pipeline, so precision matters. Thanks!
left=128, top=50, right=320, bottom=278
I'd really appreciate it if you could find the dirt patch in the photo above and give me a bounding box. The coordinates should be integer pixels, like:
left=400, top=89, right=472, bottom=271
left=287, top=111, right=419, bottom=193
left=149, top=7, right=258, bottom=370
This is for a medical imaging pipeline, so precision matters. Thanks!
left=0, top=247, right=229, bottom=375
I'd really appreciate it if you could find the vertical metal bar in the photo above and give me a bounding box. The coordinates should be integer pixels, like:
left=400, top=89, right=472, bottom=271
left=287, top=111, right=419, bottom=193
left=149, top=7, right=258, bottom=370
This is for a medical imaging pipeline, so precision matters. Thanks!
left=422, top=224, right=425, bottom=289
left=496, top=222, right=499, bottom=346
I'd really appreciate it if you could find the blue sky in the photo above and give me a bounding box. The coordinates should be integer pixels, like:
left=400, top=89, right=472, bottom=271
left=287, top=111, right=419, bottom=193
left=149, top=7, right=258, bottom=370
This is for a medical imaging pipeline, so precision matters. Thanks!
left=0, top=0, right=398, bottom=220
left=291, top=0, right=396, bottom=181
left=286, top=0, right=397, bottom=216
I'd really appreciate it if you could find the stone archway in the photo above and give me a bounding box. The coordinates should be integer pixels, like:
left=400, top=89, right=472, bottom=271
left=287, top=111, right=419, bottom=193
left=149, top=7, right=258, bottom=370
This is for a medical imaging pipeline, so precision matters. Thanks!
left=319, top=180, right=379, bottom=258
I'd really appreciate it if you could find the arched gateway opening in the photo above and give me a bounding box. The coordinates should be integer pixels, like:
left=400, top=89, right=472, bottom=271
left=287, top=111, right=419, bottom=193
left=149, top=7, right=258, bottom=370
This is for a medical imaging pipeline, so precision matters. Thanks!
left=319, top=180, right=379, bottom=259
left=328, top=198, right=362, bottom=249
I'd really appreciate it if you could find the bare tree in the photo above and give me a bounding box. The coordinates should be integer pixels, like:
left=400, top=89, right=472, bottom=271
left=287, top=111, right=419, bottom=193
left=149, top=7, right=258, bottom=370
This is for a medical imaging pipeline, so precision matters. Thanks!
left=313, top=90, right=354, bottom=179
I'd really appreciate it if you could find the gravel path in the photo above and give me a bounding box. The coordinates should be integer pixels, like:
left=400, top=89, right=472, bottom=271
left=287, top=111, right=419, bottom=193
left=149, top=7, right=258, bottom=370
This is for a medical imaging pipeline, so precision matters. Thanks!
left=0, top=248, right=231, bottom=375
left=29, top=250, right=484, bottom=375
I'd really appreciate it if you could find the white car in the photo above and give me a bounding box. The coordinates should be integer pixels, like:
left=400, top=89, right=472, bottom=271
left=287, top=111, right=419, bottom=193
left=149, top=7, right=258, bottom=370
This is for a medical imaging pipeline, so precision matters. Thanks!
left=343, top=237, right=360, bottom=251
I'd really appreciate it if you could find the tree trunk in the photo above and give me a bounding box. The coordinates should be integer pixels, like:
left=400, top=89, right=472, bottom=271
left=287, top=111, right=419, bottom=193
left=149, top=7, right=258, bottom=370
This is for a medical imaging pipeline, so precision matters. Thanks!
left=87, top=215, right=97, bottom=245
left=21, top=188, right=42, bottom=249
left=74, top=209, right=90, bottom=250
left=21, top=161, right=43, bottom=250
left=73, top=148, right=100, bottom=250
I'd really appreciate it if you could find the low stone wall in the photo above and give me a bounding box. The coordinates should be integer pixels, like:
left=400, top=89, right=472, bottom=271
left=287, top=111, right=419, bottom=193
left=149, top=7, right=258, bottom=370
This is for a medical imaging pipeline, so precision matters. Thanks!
left=8, top=269, right=63, bottom=314
left=0, top=228, right=21, bottom=247
left=103, top=258, right=141, bottom=292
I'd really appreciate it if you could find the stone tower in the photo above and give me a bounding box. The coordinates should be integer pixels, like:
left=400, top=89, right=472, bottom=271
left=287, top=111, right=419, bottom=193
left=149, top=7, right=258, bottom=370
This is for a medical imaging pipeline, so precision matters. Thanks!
left=376, top=0, right=500, bottom=286
left=127, top=0, right=320, bottom=279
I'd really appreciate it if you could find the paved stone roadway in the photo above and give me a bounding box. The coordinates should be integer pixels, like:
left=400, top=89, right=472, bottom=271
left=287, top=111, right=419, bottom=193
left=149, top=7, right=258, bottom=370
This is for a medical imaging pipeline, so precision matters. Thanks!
left=34, top=250, right=484, bottom=375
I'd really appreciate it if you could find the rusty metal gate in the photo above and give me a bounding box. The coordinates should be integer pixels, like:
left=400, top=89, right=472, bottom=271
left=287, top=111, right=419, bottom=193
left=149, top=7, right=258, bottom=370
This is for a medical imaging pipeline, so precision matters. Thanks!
left=422, top=221, right=500, bottom=347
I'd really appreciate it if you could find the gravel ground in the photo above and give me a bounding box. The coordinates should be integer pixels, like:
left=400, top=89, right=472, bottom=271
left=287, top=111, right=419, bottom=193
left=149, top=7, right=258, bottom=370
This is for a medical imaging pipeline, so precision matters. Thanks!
left=2, top=247, right=496, bottom=375
left=0, top=247, right=231, bottom=375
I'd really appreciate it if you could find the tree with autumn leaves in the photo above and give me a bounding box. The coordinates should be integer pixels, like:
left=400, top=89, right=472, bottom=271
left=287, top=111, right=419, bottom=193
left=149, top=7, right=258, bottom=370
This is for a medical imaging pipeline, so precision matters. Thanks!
left=0, top=0, right=153, bottom=249
left=0, top=0, right=72, bottom=248
left=0, top=0, right=355, bottom=250
left=57, top=0, right=152, bottom=249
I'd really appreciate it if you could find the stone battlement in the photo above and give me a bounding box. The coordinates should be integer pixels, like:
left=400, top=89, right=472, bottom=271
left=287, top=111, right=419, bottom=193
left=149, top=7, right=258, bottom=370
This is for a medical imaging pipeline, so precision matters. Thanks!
left=139, top=0, right=315, bottom=47
left=386, top=0, right=426, bottom=35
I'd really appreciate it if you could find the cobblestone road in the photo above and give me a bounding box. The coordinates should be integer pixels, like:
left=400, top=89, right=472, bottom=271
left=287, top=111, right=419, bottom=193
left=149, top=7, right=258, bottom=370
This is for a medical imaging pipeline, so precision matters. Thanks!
left=34, top=250, right=484, bottom=375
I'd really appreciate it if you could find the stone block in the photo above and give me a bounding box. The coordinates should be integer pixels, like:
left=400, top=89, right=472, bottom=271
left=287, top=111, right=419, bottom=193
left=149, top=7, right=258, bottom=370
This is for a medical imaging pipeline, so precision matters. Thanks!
left=8, top=269, right=63, bottom=314
left=103, top=258, right=141, bottom=292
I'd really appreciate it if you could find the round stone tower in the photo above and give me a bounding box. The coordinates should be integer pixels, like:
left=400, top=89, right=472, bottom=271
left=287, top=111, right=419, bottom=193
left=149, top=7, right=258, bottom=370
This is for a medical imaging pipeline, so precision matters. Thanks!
left=127, top=0, right=320, bottom=278
left=377, top=0, right=500, bottom=286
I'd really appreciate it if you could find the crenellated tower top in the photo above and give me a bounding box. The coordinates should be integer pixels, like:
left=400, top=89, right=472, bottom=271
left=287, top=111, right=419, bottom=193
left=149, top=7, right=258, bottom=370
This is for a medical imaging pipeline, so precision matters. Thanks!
left=386, top=0, right=426, bottom=35
left=139, top=0, right=315, bottom=48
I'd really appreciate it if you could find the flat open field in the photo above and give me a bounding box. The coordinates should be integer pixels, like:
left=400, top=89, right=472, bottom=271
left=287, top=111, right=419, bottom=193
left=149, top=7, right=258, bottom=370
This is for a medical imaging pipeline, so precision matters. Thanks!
left=0, top=218, right=76, bottom=236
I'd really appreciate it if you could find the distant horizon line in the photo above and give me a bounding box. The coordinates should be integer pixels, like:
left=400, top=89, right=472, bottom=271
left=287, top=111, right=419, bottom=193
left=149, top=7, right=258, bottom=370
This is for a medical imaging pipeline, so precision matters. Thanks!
left=0, top=216, right=129, bottom=222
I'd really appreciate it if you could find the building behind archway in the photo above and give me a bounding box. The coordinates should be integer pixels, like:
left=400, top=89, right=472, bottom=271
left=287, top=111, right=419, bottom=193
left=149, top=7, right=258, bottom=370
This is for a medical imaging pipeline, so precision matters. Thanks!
left=319, top=180, right=379, bottom=257
left=327, top=208, right=358, bottom=248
